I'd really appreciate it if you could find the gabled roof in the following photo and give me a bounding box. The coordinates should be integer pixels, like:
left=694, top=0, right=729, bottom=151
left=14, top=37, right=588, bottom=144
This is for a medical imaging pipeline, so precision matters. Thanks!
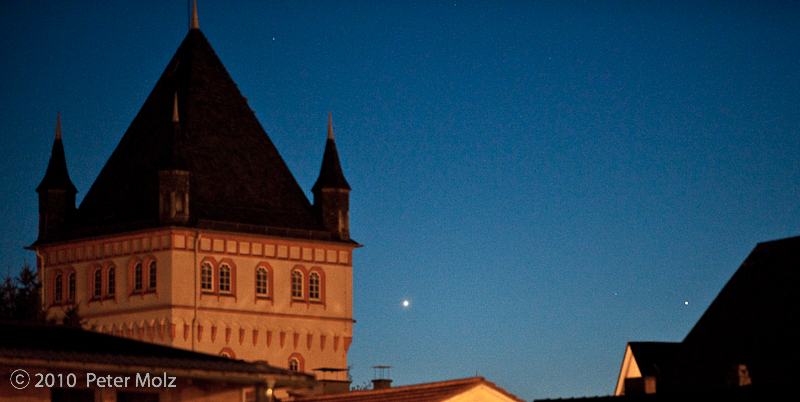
left=296, top=377, right=525, bottom=402
left=678, top=235, right=800, bottom=389
left=72, top=27, right=330, bottom=239
left=614, top=342, right=682, bottom=395
left=36, top=113, right=76, bottom=194
left=0, top=323, right=314, bottom=386
left=627, top=342, right=682, bottom=377
left=613, top=235, right=800, bottom=396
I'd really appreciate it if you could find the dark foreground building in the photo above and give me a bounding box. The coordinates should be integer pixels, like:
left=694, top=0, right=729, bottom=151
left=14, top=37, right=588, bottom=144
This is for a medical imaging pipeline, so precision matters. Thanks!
left=611, top=235, right=800, bottom=400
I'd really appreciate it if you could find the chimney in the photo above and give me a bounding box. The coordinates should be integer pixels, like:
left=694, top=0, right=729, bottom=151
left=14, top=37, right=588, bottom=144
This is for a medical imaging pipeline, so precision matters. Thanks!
left=371, top=366, right=392, bottom=390
left=312, top=368, right=351, bottom=395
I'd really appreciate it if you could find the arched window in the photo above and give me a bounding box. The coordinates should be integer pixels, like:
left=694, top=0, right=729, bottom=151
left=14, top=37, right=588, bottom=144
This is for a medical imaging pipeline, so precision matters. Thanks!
left=291, top=270, right=303, bottom=299
left=67, top=272, right=76, bottom=302
left=107, top=266, right=116, bottom=296
left=256, top=267, right=268, bottom=296
left=54, top=273, right=63, bottom=304
left=201, top=262, right=213, bottom=291
left=309, top=272, right=321, bottom=301
left=219, top=348, right=236, bottom=359
left=148, top=260, right=157, bottom=290
left=288, top=353, right=304, bottom=372
left=219, top=264, right=231, bottom=293
left=93, top=269, right=102, bottom=299
left=133, top=262, right=143, bottom=291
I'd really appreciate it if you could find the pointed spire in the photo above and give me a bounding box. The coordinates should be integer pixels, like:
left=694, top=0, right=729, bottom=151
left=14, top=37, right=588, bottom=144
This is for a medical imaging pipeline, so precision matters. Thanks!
left=55, top=111, right=62, bottom=140
left=312, top=113, right=351, bottom=193
left=37, top=113, right=77, bottom=193
left=327, top=111, right=334, bottom=140
left=172, top=92, right=180, bottom=123
left=190, top=0, right=200, bottom=30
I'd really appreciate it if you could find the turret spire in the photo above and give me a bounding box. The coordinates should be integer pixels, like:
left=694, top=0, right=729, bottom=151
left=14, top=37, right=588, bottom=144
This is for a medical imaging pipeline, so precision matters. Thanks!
left=172, top=92, right=180, bottom=123
left=55, top=111, right=62, bottom=140
left=328, top=111, right=334, bottom=140
left=36, top=113, right=77, bottom=240
left=312, top=113, right=351, bottom=240
left=190, top=0, right=199, bottom=30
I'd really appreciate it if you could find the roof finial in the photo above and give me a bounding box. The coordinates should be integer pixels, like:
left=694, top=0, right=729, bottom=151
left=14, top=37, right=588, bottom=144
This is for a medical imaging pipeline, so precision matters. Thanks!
left=327, top=111, right=334, bottom=140
left=55, top=111, right=62, bottom=140
left=172, top=93, right=180, bottom=123
left=190, top=0, right=200, bottom=30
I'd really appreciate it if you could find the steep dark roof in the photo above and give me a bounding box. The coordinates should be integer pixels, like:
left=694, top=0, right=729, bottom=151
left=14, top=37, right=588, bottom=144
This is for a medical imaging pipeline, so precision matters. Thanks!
left=678, top=235, right=800, bottom=389
left=613, top=235, right=800, bottom=396
left=36, top=116, right=76, bottom=194
left=73, top=28, right=328, bottom=238
left=683, top=235, right=800, bottom=346
left=312, top=115, right=351, bottom=193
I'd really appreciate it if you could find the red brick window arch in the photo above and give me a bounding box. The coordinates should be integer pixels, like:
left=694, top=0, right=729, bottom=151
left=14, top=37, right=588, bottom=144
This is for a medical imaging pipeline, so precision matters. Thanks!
left=133, top=261, right=143, bottom=292
left=201, top=260, right=214, bottom=292
left=309, top=272, right=321, bottom=301
left=219, top=347, right=236, bottom=359
left=219, top=264, right=232, bottom=293
left=52, top=270, right=63, bottom=305
left=291, top=269, right=304, bottom=300
left=288, top=353, right=304, bottom=372
left=92, top=267, right=103, bottom=299
left=148, top=260, right=157, bottom=291
left=107, top=265, right=116, bottom=297
left=66, top=271, right=76, bottom=303
left=256, top=267, right=268, bottom=296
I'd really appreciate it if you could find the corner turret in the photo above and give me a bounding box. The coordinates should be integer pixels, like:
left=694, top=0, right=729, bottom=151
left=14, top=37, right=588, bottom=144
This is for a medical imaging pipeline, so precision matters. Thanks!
left=312, top=113, right=351, bottom=240
left=36, top=113, right=77, bottom=241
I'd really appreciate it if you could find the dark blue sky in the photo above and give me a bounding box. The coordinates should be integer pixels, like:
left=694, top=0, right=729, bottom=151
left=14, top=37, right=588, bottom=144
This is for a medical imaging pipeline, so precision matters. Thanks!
left=2, top=1, right=799, bottom=400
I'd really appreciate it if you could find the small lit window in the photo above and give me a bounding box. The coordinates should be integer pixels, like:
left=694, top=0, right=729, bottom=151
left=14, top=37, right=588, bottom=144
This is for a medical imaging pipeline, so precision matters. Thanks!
left=107, top=267, right=116, bottom=296
left=93, top=269, right=102, bottom=298
left=289, top=358, right=299, bottom=372
left=291, top=271, right=303, bottom=299
left=134, top=262, right=143, bottom=291
left=256, top=267, right=268, bottom=296
left=219, top=264, right=231, bottom=293
left=148, top=261, right=157, bottom=290
left=67, top=272, right=76, bottom=302
left=201, top=262, right=213, bottom=291
left=309, top=272, right=320, bottom=301
left=54, top=273, right=63, bottom=303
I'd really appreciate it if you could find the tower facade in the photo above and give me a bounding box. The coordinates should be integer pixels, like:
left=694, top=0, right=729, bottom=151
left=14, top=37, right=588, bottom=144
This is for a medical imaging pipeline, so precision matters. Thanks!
left=29, top=12, right=357, bottom=378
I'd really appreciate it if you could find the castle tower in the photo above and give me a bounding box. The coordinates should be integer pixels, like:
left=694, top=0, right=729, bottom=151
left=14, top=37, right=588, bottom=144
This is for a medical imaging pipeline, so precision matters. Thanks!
left=313, top=113, right=352, bottom=241
left=36, top=113, right=77, bottom=242
left=29, top=3, right=358, bottom=382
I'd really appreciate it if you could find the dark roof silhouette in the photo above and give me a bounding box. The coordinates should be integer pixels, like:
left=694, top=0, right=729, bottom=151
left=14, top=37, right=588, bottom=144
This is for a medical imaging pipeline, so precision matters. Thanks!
left=678, top=234, right=800, bottom=391
left=69, top=27, right=334, bottom=240
left=614, top=235, right=800, bottom=396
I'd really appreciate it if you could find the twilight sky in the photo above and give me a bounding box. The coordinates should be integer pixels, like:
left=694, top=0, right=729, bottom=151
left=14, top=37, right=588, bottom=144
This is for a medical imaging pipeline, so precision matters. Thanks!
left=1, top=1, right=799, bottom=400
